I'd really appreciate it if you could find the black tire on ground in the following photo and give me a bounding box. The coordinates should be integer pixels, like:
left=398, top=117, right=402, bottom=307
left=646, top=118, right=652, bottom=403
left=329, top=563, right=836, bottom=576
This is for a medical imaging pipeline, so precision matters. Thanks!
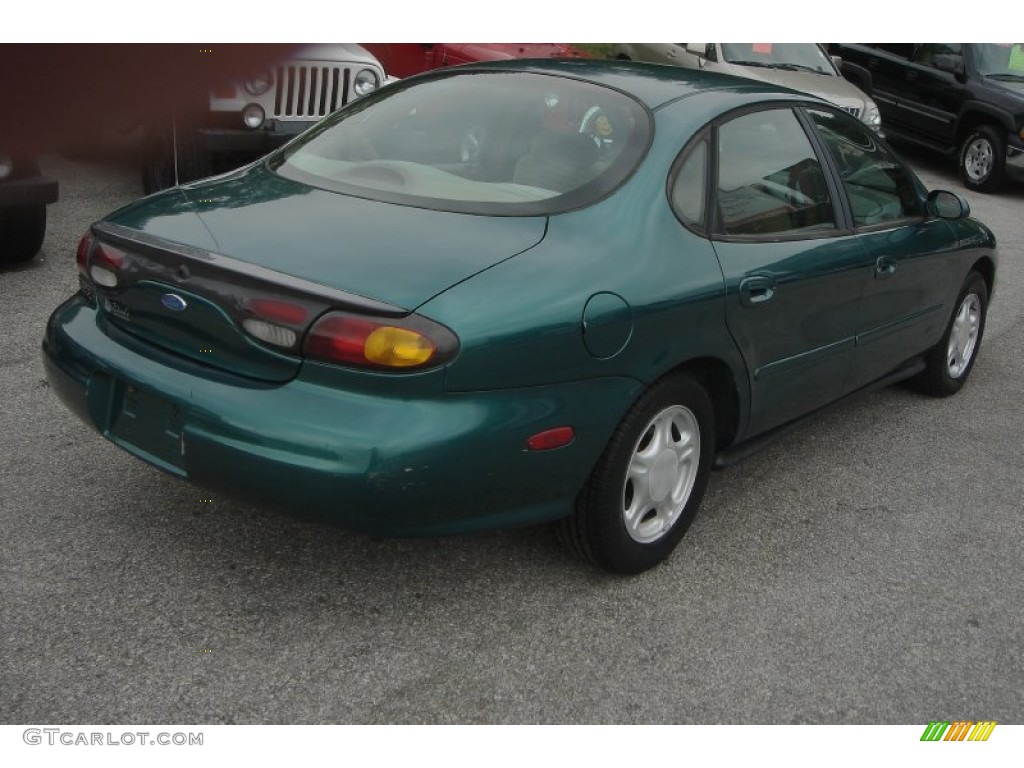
left=913, top=270, right=988, bottom=397
left=141, top=124, right=213, bottom=194
left=560, top=373, right=715, bottom=575
left=958, top=125, right=1006, bottom=193
left=0, top=205, right=47, bottom=263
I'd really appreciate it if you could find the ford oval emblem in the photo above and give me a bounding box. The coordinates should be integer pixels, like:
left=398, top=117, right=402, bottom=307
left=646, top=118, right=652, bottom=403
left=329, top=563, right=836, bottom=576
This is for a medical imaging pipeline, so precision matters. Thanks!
left=161, top=293, right=188, bottom=312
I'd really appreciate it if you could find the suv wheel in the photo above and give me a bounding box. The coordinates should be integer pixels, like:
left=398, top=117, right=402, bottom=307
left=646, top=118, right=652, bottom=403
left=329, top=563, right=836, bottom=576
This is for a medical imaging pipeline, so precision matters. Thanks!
left=959, top=125, right=1005, bottom=193
left=0, top=205, right=47, bottom=263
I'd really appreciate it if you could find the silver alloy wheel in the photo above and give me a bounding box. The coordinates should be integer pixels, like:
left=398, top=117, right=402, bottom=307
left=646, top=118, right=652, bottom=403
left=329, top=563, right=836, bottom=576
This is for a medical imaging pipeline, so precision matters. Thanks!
left=947, top=293, right=981, bottom=379
left=964, top=137, right=994, bottom=182
left=622, top=404, right=700, bottom=544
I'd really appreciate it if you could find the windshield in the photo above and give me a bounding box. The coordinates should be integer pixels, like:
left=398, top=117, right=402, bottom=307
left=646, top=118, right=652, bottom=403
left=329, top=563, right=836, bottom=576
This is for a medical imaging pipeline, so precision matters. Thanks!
left=270, top=71, right=651, bottom=216
left=972, top=44, right=1024, bottom=79
left=720, top=44, right=836, bottom=75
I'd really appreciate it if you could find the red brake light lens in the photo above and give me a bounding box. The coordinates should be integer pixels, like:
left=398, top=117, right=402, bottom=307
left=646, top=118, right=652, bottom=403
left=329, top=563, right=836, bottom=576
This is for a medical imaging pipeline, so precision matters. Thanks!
left=76, top=231, right=95, bottom=276
left=247, top=298, right=308, bottom=325
left=92, top=242, right=125, bottom=270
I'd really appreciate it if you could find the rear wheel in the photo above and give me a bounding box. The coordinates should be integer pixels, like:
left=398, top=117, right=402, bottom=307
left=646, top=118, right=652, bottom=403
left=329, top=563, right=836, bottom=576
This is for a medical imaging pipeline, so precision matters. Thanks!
left=959, top=125, right=1005, bottom=193
left=0, top=205, right=47, bottom=263
left=914, top=271, right=988, bottom=396
left=561, top=374, right=714, bottom=574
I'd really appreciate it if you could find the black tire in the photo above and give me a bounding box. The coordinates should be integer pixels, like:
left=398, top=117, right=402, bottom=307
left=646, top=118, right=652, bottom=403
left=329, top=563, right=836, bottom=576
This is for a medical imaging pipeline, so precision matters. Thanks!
left=616, top=54, right=632, bottom=61
left=561, top=374, right=715, bottom=574
left=0, top=205, right=47, bottom=263
left=913, top=271, right=988, bottom=396
left=958, top=125, right=1006, bottom=193
left=141, top=124, right=213, bottom=194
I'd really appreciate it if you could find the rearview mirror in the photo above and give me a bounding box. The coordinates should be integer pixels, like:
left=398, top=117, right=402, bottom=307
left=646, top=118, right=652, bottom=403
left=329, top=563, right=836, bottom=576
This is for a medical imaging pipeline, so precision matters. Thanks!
left=927, top=189, right=970, bottom=220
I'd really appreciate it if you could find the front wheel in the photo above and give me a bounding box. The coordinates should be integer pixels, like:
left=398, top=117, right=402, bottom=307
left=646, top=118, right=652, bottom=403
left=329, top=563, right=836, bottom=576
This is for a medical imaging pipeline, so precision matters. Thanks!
left=561, top=374, right=715, bottom=574
left=959, top=125, right=1005, bottom=193
left=913, top=271, right=988, bottom=396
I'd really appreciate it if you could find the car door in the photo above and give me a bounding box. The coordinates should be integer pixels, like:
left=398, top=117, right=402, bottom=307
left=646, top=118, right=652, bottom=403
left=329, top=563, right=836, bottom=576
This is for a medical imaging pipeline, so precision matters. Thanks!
left=898, top=44, right=969, bottom=145
left=704, top=106, right=874, bottom=438
left=804, top=107, right=956, bottom=388
left=839, top=44, right=916, bottom=132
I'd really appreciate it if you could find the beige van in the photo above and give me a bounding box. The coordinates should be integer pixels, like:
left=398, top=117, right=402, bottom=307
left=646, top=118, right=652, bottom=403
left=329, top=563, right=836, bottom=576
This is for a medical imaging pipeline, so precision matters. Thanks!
left=614, top=43, right=882, bottom=131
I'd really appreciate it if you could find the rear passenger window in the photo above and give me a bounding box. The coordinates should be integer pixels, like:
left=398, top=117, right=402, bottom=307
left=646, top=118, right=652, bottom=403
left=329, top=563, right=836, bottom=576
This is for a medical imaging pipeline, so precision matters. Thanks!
left=715, top=109, right=836, bottom=237
left=807, top=108, right=922, bottom=227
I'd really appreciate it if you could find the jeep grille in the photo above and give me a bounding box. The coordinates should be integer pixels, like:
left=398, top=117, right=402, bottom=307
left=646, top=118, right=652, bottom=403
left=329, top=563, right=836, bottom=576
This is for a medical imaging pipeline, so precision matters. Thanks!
left=273, top=65, right=350, bottom=118
left=839, top=105, right=862, bottom=119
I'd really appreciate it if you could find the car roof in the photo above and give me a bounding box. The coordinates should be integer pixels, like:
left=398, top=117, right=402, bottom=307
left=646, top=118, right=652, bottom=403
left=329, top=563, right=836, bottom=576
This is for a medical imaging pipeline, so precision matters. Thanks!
left=443, top=58, right=823, bottom=112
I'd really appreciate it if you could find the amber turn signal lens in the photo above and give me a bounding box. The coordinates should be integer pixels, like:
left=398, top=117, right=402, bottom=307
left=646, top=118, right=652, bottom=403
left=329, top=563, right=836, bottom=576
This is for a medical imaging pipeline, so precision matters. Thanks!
left=364, top=326, right=435, bottom=367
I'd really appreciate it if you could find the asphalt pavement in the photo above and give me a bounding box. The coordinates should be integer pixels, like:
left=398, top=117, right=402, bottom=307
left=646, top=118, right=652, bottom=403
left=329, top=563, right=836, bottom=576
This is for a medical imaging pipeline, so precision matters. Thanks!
left=2, top=137, right=1022, bottom=724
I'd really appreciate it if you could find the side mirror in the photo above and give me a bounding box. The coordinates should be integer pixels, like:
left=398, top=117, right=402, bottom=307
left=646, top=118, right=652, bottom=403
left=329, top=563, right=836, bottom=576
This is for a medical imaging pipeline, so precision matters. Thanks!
left=831, top=54, right=843, bottom=70
left=839, top=61, right=873, bottom=94
left=685, top=43, right=709, bottom=59
left=933, top=54, right=966, bottom=78
left=927, top=189, right=970, bottom=220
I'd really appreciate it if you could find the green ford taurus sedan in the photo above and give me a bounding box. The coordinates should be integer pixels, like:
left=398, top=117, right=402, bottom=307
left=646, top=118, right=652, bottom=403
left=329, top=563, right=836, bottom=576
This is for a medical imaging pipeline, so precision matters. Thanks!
left=43, top=60, right=997, bottom=574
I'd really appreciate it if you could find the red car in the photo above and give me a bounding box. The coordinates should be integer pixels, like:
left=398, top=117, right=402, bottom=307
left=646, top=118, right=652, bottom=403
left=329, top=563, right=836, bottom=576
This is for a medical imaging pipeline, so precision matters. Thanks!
left=362, top=43, right=588, bottom=78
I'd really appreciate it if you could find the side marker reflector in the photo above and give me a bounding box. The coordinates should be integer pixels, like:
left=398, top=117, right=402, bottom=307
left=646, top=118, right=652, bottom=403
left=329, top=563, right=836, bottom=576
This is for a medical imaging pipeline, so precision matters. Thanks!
left=526, top=427, right=575, bottom=451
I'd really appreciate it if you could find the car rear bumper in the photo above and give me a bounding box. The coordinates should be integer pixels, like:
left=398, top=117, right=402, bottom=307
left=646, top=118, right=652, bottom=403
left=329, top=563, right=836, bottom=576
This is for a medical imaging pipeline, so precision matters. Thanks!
left=43, top=295, right=640, bottom=535
left=0, top=175, right=59, bottom=207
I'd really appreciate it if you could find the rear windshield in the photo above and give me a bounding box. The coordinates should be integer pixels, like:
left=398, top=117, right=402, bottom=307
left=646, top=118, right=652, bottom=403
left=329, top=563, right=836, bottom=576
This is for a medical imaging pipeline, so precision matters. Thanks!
left=269, top=71, right=652, bottom=215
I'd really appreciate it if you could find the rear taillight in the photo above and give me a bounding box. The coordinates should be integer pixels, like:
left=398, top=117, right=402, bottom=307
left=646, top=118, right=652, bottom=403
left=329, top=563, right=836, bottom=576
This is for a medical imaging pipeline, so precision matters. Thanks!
left=241, top=298, right=311, bottom=349
left=89, top=243, right=126, bottom=287
left=77, top=232, right=127, bottom=288
left=304, top=311, right=458, bottom=371
left=75, top=231, right=95, bottom=276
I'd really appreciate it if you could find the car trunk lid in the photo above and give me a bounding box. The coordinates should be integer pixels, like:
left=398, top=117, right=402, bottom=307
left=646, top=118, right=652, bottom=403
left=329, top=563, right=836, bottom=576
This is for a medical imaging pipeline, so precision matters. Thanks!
left=92, top=173, right=546, bottom=381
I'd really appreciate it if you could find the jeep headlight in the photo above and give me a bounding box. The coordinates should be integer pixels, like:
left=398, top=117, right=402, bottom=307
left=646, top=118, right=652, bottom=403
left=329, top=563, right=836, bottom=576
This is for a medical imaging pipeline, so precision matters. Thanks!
left=864, top=100, right=882, bottom=132
left=352, top=69, right=380, bottom=98
left=244, top=70, right=274, bottom=96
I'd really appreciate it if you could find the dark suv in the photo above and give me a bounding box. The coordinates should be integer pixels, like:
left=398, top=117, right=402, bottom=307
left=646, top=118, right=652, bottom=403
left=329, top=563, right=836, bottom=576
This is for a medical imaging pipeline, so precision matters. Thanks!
left=833, top=44, right=1024, bottom=192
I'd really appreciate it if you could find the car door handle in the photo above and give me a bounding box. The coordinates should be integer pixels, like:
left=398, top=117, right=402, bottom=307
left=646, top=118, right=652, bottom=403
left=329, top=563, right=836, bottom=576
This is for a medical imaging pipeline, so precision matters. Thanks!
left=875, top=255, right=897, bottom=278
left=739, top=276, right=775, bottom=307
left=906, top=70, right=919, bottom=82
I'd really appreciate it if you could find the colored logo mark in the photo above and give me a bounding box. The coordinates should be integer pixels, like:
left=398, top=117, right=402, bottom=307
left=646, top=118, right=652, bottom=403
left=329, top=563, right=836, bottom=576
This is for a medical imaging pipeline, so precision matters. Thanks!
left=920, top=721, right=997, bottom=742
left=161, top=293, right=188, bottom=312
